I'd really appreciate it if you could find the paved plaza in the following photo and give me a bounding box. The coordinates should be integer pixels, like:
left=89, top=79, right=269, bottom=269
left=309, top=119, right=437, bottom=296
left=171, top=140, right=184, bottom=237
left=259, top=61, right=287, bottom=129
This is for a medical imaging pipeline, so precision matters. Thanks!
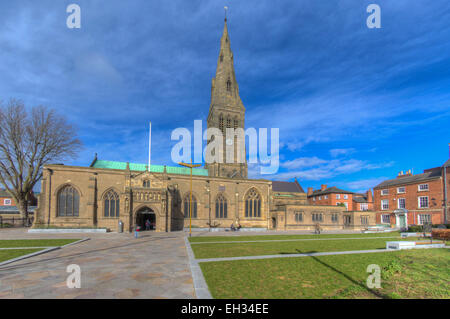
left=0, top=229, right=195, bottom=298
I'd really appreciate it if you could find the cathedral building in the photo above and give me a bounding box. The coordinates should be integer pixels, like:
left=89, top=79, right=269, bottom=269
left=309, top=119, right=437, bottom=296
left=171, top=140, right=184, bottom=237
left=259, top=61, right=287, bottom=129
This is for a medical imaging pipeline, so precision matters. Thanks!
left=33, top=19, right=374, bottom=232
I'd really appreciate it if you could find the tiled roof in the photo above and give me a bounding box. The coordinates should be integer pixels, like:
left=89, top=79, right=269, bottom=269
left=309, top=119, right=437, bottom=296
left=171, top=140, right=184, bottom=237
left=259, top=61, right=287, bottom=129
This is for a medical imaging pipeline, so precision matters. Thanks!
left=374, top=169, right=441, bottom=189
left=353, top=196, right=368, bottom=203
left=443, top=159, right=450, bottom=167
left=309, top=186, right=353, bottom=197
left=272, top=180, right=305, bottom=193
left=91, top=160, right=209, bottom=177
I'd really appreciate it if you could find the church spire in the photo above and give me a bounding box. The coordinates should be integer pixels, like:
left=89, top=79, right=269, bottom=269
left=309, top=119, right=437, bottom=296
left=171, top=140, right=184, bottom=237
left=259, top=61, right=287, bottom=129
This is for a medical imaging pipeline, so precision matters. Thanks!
left=206, top=14, right=248, bottom=179
left=210, top=16, right=245, bottom=111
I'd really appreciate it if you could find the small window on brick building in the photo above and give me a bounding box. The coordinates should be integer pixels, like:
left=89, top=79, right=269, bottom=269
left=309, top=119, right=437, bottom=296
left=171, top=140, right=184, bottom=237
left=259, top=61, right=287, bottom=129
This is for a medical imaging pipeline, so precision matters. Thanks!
left=381, top=199, right=389, bottom=210
left=418, top=214, right=431, bottom=225
left=418, top=184, right=429, bottom=191
left=398, top=198, right=406, bottom=209
left=381, top=189, right=389, bottom=196
left=418, top=196, right=429, bottom=208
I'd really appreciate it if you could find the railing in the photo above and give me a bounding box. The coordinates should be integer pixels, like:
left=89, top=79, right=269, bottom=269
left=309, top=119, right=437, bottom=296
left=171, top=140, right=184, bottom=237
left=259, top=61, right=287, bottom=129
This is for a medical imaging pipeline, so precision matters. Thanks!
left=0, top=216, right=34, bottom=228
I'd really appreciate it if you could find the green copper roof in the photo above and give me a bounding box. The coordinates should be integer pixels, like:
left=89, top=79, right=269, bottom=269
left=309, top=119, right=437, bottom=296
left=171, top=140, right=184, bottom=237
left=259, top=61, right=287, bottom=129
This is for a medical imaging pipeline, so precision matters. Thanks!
left=92, top=160, right=209, bottom=176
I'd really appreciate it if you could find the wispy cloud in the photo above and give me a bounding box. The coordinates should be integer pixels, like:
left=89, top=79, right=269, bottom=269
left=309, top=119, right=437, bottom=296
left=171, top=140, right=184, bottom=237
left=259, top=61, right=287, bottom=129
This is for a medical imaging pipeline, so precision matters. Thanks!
left=340, top=177, right=390, bottom=193
left=330, top=148, right=356, bottom=157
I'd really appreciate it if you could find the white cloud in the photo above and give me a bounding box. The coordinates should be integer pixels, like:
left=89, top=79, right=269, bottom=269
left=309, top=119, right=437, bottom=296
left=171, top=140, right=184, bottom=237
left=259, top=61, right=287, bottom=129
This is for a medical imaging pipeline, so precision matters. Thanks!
left=268, top=157, right=394, bottom=181
left=341, top=177, right=389, bottom=193
left=330, top=148, right=356, bottom=157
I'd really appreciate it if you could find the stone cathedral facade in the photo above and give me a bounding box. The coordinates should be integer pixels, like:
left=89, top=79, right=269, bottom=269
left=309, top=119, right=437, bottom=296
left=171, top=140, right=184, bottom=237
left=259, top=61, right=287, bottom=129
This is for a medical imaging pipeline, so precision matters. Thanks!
left=33, top=19, right=374, bottom=232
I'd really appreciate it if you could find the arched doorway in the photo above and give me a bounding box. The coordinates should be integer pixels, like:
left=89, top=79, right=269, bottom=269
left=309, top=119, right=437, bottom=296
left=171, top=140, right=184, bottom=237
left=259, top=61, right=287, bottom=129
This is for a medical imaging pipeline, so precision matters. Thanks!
left=135, top=207, right=156, bottom=231
left=272, top=217, right=277, bottom=229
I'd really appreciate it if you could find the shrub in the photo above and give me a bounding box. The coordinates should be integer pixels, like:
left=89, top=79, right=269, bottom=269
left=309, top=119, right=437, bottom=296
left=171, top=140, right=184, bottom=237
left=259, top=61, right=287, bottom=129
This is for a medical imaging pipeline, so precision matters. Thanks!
left=407, top=225, right=423, bottom=232
left=382, top=260, right=402, bottom=280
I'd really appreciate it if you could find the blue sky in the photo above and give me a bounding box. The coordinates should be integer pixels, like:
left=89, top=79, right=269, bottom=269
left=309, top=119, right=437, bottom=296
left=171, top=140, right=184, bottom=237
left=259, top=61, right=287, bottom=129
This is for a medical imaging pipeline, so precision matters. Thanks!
left=0, top=0, right=449, bottom=193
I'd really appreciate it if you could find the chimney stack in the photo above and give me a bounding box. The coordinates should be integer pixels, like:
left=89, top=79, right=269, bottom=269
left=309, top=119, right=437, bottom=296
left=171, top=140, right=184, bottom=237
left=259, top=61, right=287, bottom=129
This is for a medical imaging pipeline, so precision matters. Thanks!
left=307, top=187, right=313, bottom=196
left=321, top=184, right=327, bottom=191
left=367, top=190, right=373, bottom=202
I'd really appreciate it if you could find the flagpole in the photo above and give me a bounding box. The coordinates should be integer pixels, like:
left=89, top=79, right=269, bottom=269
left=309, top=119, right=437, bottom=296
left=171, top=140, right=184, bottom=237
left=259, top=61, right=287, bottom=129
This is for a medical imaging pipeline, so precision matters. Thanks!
left=148, top=121, right=151, bottom=172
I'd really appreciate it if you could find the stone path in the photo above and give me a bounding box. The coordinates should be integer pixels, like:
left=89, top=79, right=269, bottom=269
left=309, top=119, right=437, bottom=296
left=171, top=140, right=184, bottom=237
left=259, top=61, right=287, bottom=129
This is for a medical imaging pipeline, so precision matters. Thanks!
left=0, top=230, right=195, bottom=299
left=195, top=248, right=398, bottom=263
left=190, top=236, right=400, bottom=245
left=194, top=247, right=450, bottom=263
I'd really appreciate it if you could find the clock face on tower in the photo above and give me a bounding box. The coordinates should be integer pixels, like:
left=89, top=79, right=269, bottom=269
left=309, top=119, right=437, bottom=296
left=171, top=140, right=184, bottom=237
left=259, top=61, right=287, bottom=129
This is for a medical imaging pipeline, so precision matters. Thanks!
left=226, top=138, right=233, bottom=146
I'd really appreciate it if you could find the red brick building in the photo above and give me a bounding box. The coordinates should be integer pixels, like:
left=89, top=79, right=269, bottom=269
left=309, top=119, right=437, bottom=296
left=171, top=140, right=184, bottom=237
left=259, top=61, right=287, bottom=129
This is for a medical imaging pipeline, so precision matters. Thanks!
left=307, top=185, right=374, bottom=212
left=0, top=189, right=38, bottom=216
left=352, top=191, right=374, bottom=212
left=373, top=158, right=450, bottom=229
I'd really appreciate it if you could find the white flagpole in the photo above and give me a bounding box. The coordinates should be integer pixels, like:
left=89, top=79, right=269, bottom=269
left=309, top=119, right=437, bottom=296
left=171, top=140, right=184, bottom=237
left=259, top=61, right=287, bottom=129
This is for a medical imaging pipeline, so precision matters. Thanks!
left=148, top=121, right=151, bottom=172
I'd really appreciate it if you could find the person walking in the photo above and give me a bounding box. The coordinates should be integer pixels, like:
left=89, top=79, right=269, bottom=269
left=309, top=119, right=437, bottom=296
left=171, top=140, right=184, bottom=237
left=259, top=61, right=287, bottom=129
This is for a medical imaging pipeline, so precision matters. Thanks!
left=134, top=226, right=140, bottom=238
left=145, top=219, right=151, bottom=231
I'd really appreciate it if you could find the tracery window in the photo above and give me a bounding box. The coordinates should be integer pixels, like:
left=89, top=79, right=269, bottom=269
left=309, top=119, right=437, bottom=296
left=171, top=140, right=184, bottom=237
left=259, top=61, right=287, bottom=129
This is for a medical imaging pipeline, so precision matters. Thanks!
left=104, top=190, right=119, bottom=218
left=184, top=194, right=197, bottom=218
left=245, top=188, right=261, bottom=218
left=57, top=185, right=79, bottom=217
left=215, top=194, right=228, bottom=218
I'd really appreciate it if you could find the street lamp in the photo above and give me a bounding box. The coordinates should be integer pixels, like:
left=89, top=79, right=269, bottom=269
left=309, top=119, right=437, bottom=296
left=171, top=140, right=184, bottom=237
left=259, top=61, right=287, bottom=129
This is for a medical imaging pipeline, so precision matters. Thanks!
left=178, top=159, right=202, bottom=237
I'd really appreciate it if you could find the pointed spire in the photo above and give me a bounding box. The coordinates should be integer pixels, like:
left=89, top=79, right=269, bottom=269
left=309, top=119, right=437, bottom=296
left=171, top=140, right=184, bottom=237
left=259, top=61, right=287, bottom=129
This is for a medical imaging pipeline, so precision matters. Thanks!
left=210, top=16, right=245, bottom=111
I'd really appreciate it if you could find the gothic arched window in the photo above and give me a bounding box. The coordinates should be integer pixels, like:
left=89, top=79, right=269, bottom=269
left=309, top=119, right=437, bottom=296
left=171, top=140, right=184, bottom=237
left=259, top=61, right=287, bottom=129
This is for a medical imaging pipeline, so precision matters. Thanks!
left=215, top=194, right=228, bottom=219
left=234, top=118, right=238, bottom=129
left=219, top=114, right=224, bottom=132
left=226, top=116, right=231, bottom=128
left=143, top=180, right=150, bottom=188
left=57, top=185, right=79, bottom=217
left=245, top=188, right=261, bottom=218
left=226, top=79, right=232, bottom=92
left=184, top=194, right=197, bottom=219
left=104, top=190, right=119, bottom=218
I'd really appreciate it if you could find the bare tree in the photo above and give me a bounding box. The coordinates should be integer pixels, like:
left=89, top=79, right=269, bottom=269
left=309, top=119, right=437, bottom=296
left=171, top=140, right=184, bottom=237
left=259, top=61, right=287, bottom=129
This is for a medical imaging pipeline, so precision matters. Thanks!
left=0, top=99, right=82, bottom=223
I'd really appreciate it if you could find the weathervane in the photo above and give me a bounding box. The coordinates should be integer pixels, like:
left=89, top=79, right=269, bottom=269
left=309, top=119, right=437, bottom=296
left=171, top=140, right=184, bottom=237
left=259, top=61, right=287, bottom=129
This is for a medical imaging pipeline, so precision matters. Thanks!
left=224, top=6, right=228, bottom=21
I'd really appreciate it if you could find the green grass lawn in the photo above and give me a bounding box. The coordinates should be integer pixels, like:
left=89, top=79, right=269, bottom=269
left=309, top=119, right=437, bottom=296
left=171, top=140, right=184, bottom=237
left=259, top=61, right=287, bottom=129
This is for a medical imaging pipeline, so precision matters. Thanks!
left=191, top=237, right=424, bottom=259
left=200, top=249, right=450, bottom=299
left=0, top=239, right=79, bottom=248
left=0, top=248, right=44, bottom=263
left=189, top=232, right=401, bottom=243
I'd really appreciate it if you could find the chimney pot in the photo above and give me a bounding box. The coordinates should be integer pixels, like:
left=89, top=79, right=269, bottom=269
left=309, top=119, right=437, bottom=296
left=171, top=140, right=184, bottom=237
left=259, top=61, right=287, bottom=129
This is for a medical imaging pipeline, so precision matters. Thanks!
left=307, top=187, right=313, bottom=196
left=321, top=184, right=327, bottom=191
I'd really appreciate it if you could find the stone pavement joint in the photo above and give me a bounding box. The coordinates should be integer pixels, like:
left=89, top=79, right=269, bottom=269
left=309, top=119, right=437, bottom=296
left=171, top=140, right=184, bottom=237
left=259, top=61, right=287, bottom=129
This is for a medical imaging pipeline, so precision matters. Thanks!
left=0, top=247, right=60, bottom=267
left=184, top=237, right=212, bottom=299
left=196, top=248, right=400, bottom=263
left=190, top=236, right=401, bottom=245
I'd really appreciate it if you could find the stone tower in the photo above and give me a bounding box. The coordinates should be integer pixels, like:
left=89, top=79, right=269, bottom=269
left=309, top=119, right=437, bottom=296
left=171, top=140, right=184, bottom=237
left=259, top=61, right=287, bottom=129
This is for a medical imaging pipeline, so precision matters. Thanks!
left=205, top=18, right=248, bottom=179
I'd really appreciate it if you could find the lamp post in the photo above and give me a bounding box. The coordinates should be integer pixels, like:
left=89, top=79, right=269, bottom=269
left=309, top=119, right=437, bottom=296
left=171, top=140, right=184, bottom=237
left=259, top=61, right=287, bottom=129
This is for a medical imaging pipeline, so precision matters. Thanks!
left=178, top=159, right=201, bottom=237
